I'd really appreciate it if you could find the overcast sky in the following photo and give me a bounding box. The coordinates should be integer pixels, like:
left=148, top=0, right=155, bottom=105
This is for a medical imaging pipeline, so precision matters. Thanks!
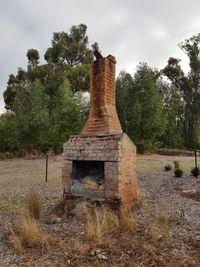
left=1, top=0, right=200, bottom=114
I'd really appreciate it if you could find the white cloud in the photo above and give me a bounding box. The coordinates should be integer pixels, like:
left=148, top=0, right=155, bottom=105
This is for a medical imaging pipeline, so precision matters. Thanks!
left=1, top=0, right=200, bottom=113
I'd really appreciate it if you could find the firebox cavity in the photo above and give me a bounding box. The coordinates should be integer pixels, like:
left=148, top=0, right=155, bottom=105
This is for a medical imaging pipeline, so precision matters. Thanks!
left=71, top=160, right=105, bottom=199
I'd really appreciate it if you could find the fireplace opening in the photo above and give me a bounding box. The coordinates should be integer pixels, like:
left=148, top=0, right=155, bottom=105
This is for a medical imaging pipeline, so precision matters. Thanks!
left=71, top=161, right=105, bottom=199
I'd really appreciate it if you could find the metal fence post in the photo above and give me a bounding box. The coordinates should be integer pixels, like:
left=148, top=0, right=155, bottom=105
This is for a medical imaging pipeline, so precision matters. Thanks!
left=45, top=152, right=48, bottom=182
left=194, top=150, right=198, bottom=178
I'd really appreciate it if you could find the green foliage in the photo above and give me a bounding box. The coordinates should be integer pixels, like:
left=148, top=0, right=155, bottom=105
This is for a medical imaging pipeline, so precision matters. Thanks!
left=174, top=168, right=183, bottom=177
left=46, top=79, right=88, bottom=153
left=13, top=80, right=50, bottom=151
left=4, top=24, right=96, bottom=111
left=0, top=112, right=19, bottom=152
left=162, top=34, right=200, bottom=148
left=2, top=26, right=200, bottom=154
left=66, top=64, right=90, bottom=93
left=191, top=166, right=200, bottom=177
left=26, top=49, right=40, bottom=68
left=161, top=85, right=184, bottom=148
left=116, top=63, right=167, bottom=152
left=173, top=160, right=180, bottom=169
left=164, top=164, right=172, bottom=171
left=44, top=24, right=95, bottom=67
left=2, top=24, right=93, bottom=154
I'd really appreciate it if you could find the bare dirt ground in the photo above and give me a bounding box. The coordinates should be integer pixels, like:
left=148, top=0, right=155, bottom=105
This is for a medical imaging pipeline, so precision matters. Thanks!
left=0, top=154, right=200, bottom=267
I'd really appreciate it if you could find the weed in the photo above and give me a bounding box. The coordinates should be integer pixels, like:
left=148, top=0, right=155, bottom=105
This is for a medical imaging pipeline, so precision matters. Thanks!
left=174, top=168, right=183, bottom=177
left=173, top=160, right=180, bottom=169
left=191, top=166, right=200, bottom=177
left=164, top=164, right=172, bottom=171
left=27, top=191, right=42, bottom=219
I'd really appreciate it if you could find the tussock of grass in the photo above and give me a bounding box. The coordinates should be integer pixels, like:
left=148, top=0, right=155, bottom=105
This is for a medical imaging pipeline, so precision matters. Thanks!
left=27, top=190, right=42, bottom=219
left=73, top=240, right=89, bottom=254
left=8, top=210, right=52, bottom=251
left=149, top=204, right=170, bottom=244
left=150, top=221, right=169, bottom=244
left=9, top=228, right=23, bottom=252
left=119, top=209, right=136, bottom=230
left=85, top=205, right=135, bottom=242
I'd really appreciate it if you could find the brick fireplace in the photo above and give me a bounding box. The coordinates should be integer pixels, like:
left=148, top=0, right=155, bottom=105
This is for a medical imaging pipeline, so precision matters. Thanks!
left=62, top=53, right=137, bottom=210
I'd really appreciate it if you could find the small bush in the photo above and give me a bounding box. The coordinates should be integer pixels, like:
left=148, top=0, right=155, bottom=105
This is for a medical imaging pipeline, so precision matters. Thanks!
left=164, top=164, right=172, bottom=171
left=27, top=191, right=42, bottom=220
left=191, top=166, right=200, bottom=177
left=0, top=152, right=16, bottom=160
left=174, top=168, right=183, bottom=177
left=173, top=160, right=180, bottom=169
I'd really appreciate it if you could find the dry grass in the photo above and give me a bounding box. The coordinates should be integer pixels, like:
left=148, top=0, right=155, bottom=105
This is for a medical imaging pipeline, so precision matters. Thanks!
left=27, top=190, right=42, bottom=219
left=149, top=221, right=170, bottom=244
left=73, top=240, right=89, bottom=255
left=138, top=154, right=194, bottom=172
left=9, top=210, right=52, bottom=251
left=149, top=203, right=171, bottom=244
left=8, top=228, right=23, bottom=252
left=85, top=205, right=135, bottom=242
left=119, top=209, right=136, bottom=230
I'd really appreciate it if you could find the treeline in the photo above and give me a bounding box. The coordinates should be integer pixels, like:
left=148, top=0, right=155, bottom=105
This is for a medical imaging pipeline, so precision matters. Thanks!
left=0, top=24, right=200, bottom=155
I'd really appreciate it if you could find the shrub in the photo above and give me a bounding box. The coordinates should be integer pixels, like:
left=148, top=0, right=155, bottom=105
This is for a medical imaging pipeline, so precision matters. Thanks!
left=173, top=160, right=180, bottom=169
left=174, top=168, right=183, bottom=177
left=164, top=164, right=172, bottom=171
left=191, top=166, right=200, bottom=177
left=27, top=191, right=42, bottom=220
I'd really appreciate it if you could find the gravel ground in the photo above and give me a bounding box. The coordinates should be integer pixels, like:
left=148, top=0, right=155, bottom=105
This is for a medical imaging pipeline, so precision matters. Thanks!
left=0, top=155, right=199, bottom=266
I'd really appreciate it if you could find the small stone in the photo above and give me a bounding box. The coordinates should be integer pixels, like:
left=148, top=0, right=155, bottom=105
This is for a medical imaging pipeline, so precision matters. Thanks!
left=70, top=201, right=91, bottom=218
left=96, top=249, right=101, bottom=254
left=90, top=250, right=96, bottom=256
left=55, top=217, right=62, bottom=223
left=49, top=214, right=62, bottom=224
left=97, top=252, right=108, bottom=260
left=84, top=180, right=98, bottom=190
left=98, top=184, right=105, bottom=190
left=181, top=189, right=197, bottom=198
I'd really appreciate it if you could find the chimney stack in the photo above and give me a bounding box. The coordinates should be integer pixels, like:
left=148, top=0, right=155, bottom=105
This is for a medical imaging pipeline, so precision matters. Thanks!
left=81, top=55, right=122, bottom=135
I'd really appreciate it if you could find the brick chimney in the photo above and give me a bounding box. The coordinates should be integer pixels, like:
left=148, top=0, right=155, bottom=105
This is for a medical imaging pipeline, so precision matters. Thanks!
left=62, top=54, right=137, bottom=211
left=81, top=55, right=122, bottom=135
